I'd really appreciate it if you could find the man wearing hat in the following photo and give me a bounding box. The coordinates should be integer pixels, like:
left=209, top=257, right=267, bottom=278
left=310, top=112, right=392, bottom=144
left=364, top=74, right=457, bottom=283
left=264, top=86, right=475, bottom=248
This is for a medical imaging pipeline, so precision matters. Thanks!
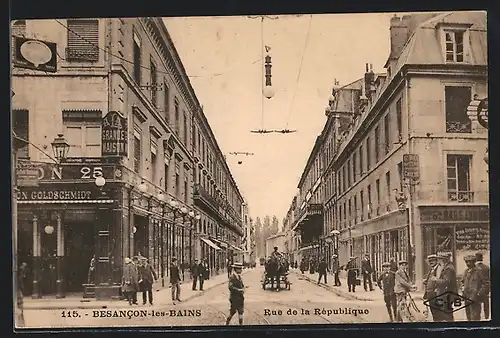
left=422, top=254, right=439, bottom=321
left=430, top=252, right=457, bottom=322
left=138, top=257, right=157, bottom=305
left=226, top=262, right=245, bottom=325
left=332, top=254, right=341, bottom=286
left=361, top=253, right=375, bottom=292
left=345, top=256, right=357, bottom=293
left=170, top=257, right=182, bottom=304
left=462, top=255, right=483, bottom=321
left=475, top=252, right=490, bottom=320
left=122, top=257, right=139, bottom=305
left=377, top=262, right=397, bottom=322
left=394, top=260, right=417, bottom=322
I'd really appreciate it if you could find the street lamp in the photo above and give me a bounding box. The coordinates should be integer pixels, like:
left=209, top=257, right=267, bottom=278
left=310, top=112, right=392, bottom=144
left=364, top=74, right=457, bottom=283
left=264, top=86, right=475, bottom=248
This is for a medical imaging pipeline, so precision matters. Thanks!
left=330, top=229, right=340, bottom=255
left=51, top=134, right=70, bottom=162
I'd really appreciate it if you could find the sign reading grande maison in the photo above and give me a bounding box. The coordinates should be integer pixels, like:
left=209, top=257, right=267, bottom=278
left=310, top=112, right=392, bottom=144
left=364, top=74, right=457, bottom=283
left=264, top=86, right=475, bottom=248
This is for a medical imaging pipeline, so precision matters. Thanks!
left=102, top=110, right=128, bottom=157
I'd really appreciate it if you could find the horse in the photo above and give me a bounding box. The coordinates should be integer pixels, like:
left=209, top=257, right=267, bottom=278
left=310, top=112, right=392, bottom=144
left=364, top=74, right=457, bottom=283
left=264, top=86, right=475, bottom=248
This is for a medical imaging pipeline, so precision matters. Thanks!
left=265, top=256, right=282, bottom=290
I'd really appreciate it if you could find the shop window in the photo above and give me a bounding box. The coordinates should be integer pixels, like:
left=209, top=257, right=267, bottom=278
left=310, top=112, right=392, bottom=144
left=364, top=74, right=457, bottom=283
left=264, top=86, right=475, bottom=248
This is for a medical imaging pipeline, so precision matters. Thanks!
left=447, top=154, right=472, bottom=202
left=445, top=86, right=472, bottom=133
left=66, top=19, right=99, bottom=62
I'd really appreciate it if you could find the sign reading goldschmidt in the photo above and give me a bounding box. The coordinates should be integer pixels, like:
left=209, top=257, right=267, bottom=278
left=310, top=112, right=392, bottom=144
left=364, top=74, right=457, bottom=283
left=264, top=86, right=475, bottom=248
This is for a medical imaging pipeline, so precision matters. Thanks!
left=101, top=111, right=128, bottom=157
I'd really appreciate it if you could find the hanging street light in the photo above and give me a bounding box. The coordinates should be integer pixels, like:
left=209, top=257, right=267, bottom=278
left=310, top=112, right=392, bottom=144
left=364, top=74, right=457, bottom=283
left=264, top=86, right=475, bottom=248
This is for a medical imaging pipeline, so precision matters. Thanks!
left=263, top=48, right=275, bottom=99
left=51, top=133, right=70, bottom=162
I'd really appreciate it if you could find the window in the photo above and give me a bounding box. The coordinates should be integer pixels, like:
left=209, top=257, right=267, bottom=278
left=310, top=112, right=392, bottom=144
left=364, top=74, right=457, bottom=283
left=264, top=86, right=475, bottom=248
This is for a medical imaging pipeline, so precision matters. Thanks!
left=151, top=141, right=157, bottom=183
left=150, top=59, right=157, bottom=106
left=174, top=99, right=180, bottom=135
left=353, top=152, right=357, bottom=183
left=13, top=109, right=29, bottom=159
left=384, top=114, right=391, bottom=154
left=374, top=126, right=380, bottom=163
left=133, top=129, right=141, bottom=173
left=367, top=185, right=372, bottom=218
left=396, top=98, right=402, bottom=139
left=164, top=163, right=169, bottom=192
left=375, top=179, right=380, bottom=215
left=353, top=195, right=358, bottom=223
left=133, top=31, right=141, bottom=84
left=163, top=81, right=170, bottom=123
left=66, top=19, right=99, bottom=62
left=175, top=173, right=180, bottom=198
left=445, top=30, right=465, bottom=63
left=360, top=190, right=365, bottom=221
left=359, top=144, right=364, bottom=175
left=385, top=171, right=391, bottom=211
left=183, top=111, right=188, bottom=145
left=192, top=125, right=197, bottom=153
left=366, top=137, right=371, bottom=171
left=184, top=176, right=188, bottom=203
left=447, top=155, right=473, bottom=202
left=347, top=159, right=352, bottom=187
left=64, top=123, right=101, bottom=157
left=445, top=86, right=472, bottom=133
left=348, top=199, right=352, bottom=225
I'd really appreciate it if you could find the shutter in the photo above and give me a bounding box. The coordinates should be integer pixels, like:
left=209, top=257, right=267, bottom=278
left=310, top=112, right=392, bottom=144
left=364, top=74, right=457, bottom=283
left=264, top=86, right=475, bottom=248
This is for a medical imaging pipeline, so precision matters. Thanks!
left=66, top=19, right=99, bottom=62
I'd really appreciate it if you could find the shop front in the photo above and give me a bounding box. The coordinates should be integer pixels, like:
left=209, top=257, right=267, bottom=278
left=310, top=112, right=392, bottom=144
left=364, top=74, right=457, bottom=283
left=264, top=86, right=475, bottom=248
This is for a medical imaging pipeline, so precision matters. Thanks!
left=419, top=205, right=490, bottom=277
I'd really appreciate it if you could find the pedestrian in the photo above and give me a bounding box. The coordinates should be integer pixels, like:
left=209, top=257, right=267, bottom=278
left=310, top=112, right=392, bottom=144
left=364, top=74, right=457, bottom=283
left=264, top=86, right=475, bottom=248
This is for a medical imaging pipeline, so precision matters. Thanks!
left=225, top=262, right=245, bottom=325
left=332, top=254, right=341, bottom=286
left=191, top=259, right=200, bottom=291
left=394, top=260, right=417, bottom=322
left=462, top=255, right=483, bottom=321
left=198, top=259, right=208, bottom=291
left=130, top=256, right=140, bottom=305
left=377, top=262, right=397, bottom=322
left=138, top=258, right=157, bottom=305
left=317, top=258, right=328, bottom=284
left=431, top=252, right=457, bottom=322
left=474, top=252, right=490, bottom=320
left=122, top=257, right=139, bottom=306
left=87, top=255, right=96, bottom=284
left=19, top=262, right=28, bottom=296
left=170, top=257, right=182, bottom=304
left=361, top=253, right=375, bottom=291
left=390, top=258, right=398, bottom=273
left=346, top=256, right=357, bottom=293
left=422, top=254, right=439, bottom=322
left=227, top=259, right=233, bottom=278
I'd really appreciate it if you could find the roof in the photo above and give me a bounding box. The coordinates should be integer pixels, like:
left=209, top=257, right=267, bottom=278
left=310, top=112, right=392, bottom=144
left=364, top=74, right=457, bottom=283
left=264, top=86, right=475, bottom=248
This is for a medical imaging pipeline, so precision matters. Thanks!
left=394, top=11, right=487, bottom=75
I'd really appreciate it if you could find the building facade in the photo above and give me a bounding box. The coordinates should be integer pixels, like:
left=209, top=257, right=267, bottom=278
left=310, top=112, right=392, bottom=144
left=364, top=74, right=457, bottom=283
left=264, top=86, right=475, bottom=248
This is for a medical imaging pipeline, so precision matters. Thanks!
left=286, top=11, right=488, bottom=286
left=265, top=233, right=286, bottom=258
left=12, top=17, right=245, bottom=299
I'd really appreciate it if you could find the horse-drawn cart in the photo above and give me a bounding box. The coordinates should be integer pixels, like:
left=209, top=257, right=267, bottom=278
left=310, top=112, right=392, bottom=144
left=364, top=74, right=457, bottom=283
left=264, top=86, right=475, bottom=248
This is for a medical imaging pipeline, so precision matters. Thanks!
left=262, top=271, right=291, bottom=290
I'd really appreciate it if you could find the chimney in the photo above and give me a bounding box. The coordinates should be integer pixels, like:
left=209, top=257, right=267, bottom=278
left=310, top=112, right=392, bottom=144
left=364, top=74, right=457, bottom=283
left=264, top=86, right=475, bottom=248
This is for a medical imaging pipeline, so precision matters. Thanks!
left=388, top=14, right=409, bottom=61
left=364, top=63, right=375, bottom=101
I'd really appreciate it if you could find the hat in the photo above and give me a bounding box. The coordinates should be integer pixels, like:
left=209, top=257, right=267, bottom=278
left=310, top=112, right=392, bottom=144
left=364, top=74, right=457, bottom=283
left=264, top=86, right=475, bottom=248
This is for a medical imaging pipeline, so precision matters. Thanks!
left=274, top=246, right=278, bottom=250
left=132, top=256, right=139, bottom=260
left=232, top=262, right=243, bottom=269
left=332, top=254, right=338, bottom=258
left=382, top=262, right=391, bottom=267
left=475, top=252, right=484, bottom=261
left=437, top=252, right=451, bottom=259
left=427, top=254, right=438, bottom=260
left=398, top=260, right=408, bottom=265
left=124, top=257, right=132, bottom=264
left=464, top=255, right=476, bottom=262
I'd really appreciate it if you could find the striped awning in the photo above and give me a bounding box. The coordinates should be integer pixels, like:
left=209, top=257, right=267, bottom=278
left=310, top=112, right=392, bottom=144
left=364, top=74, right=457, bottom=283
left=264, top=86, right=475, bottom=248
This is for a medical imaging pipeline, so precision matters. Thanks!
left=200, top=237, right=221, bottom=251
left=17, top=199, right=115, bottom=204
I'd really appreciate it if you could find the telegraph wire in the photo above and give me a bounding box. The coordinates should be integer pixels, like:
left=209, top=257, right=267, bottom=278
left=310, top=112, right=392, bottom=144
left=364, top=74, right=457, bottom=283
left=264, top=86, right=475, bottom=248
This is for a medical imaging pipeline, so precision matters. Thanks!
left=12, top=131, right=59, bottom=164
left=53, top=19, right=262, bottom=79
left=283, top=14, right=313, bottom=129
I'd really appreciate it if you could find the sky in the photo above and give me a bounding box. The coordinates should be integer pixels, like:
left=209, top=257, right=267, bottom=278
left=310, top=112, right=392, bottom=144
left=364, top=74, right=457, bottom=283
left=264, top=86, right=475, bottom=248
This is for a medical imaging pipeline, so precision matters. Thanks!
left=164, top=13, right=394, bottom=221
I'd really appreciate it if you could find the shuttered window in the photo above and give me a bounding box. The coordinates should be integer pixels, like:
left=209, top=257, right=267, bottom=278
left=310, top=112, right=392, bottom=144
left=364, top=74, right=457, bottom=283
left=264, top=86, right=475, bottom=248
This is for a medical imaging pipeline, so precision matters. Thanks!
left=66, top=19, right=99, bottom=62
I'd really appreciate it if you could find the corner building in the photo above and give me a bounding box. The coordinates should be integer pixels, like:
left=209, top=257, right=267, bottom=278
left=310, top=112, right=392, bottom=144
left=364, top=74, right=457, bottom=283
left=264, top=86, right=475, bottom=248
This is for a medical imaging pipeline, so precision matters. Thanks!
left=12, top=17, right=245, bottom=299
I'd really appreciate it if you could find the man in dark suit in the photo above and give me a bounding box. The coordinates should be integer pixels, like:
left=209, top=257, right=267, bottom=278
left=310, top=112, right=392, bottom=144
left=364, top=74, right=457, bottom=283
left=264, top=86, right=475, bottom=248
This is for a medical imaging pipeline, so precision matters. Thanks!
left=317, top=258, right=328, bottom=284
left=170, top=258, right=182, bottom=304
left=332, top=254, right=341, bottom=286
left=377, top=262, right=397, bottom=322
left=225, top=262, right=245, bottom=325
left=431, top=252, right=457, bottom=322
left=191, top=259, right=200, bottom=291
left=346, top=256, right=357, bottom=293
left=422, top=254, right=439, bottom=322
left=138, top=258, right=157, bottom=305
left=198, top=260, right=208, bottom=291
left=462, top=255, right=483, bottom=321
left=361, top=253, right=374, bottom=291
left=475, top=252, right=490, bottom=320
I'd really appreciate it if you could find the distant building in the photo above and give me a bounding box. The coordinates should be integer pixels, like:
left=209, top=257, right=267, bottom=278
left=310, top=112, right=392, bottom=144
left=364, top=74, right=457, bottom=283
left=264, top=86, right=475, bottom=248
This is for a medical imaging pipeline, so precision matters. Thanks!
left=265, top=232, right=286, bottom=258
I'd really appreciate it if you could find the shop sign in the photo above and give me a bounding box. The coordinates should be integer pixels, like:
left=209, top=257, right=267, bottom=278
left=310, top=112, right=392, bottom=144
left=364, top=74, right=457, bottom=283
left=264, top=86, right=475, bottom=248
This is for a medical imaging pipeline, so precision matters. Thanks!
left=16, top=186, right=100, bottom=201
left=16, top=160, right=39, bottom=187
left=455, top=225, right=489, bottom=251
left=15, top=160, right=119, bottom=182
left=13, top=37, right=57, bottom=73
left=102, top=111, right=128, bottom=157
left=420, top=206, right=489, bottom=224
left=403, top=154, right=420, bottom=182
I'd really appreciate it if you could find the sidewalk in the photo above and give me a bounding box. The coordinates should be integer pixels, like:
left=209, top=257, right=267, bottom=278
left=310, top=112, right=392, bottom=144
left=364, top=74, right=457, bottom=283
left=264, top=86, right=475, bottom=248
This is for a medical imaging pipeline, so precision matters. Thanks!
left=23, top=268, right=252, bottom=310
left=292, top=269, right=424, bottom=302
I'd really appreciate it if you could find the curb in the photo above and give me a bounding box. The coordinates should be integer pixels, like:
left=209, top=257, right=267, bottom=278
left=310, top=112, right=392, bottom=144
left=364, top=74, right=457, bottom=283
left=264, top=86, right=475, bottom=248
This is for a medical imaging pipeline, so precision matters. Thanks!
left=293, top=271, right=424, bottom=302
left=23, top=269, right=253, bottom=310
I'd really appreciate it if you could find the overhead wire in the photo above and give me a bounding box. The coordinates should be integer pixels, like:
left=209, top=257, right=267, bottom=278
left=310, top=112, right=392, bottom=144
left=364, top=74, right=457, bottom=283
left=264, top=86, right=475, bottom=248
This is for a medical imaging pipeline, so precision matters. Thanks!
left=283, top=14, right=313, bottom=129
left=53, top=19, right=261, bottom=79
left=12, top=131, right=59, bottom=164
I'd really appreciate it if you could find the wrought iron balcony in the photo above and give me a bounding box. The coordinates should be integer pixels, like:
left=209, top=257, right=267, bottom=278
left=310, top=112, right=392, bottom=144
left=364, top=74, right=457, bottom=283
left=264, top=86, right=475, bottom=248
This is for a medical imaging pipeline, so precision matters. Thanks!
left=446, top=120, right=472, bottom=133
left=448, top=190, right=474, bottom=203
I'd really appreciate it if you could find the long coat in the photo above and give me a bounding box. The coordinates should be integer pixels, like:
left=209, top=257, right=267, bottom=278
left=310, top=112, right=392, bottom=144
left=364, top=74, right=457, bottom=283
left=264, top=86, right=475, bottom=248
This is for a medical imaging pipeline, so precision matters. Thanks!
left=476, top=262, right=490, bottom=296
left=122, top=262, right=139, bottom=292
left=394, top=268, right=412, bottom=294
left=435, top=262, right=458, bottom=295
left=139, top=264, right=157, bottom=283
left=462, top=266, right=482, bottom=302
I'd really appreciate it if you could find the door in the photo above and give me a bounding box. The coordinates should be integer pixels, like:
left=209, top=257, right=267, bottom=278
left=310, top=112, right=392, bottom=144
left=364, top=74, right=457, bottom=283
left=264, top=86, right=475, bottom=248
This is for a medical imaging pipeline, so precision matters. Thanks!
left=65, top=222, right=95, bottom=292
left=40, top=228, right=57, bottom=295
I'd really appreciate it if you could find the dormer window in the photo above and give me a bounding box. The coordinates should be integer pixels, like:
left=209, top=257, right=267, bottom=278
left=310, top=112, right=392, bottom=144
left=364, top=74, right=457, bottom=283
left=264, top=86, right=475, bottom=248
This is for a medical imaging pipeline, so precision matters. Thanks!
left=444, top=30, right=465, bottom=63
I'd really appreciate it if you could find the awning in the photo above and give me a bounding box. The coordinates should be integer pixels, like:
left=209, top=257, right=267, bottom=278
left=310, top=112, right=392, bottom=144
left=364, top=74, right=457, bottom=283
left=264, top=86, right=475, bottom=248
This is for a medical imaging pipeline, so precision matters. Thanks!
left=211, top=238, right=228, bottom=249
left=200, top=237, right=221, bottom=250
left=229, top=243, right=244, bottom=252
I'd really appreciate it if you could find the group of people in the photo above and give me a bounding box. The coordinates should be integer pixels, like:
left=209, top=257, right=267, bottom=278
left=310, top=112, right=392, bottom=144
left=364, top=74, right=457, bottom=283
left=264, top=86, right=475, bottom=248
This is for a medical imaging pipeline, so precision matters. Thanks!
left=122, top=254, right=158, bottom=306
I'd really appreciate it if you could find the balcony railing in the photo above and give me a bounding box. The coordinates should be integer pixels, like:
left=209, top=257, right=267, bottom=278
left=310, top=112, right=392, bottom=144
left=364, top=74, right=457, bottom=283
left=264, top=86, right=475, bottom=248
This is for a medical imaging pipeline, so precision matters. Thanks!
left=448, top=190, right=475, bottom=203
left=446, top=120, right=472, bottom=133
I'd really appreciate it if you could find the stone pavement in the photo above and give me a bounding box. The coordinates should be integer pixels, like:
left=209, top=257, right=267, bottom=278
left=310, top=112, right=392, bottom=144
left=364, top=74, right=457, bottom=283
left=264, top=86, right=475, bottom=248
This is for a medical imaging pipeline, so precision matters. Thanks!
left=23, top=268, right=252, bottom=310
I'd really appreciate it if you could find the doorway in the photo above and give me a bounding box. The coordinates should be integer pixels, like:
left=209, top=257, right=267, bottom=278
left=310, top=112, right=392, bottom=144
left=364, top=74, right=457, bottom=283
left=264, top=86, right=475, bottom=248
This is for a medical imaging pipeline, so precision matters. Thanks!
left=65, top=222, right=96, bottom=292
left=133, top=214, right=149, bottom=258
